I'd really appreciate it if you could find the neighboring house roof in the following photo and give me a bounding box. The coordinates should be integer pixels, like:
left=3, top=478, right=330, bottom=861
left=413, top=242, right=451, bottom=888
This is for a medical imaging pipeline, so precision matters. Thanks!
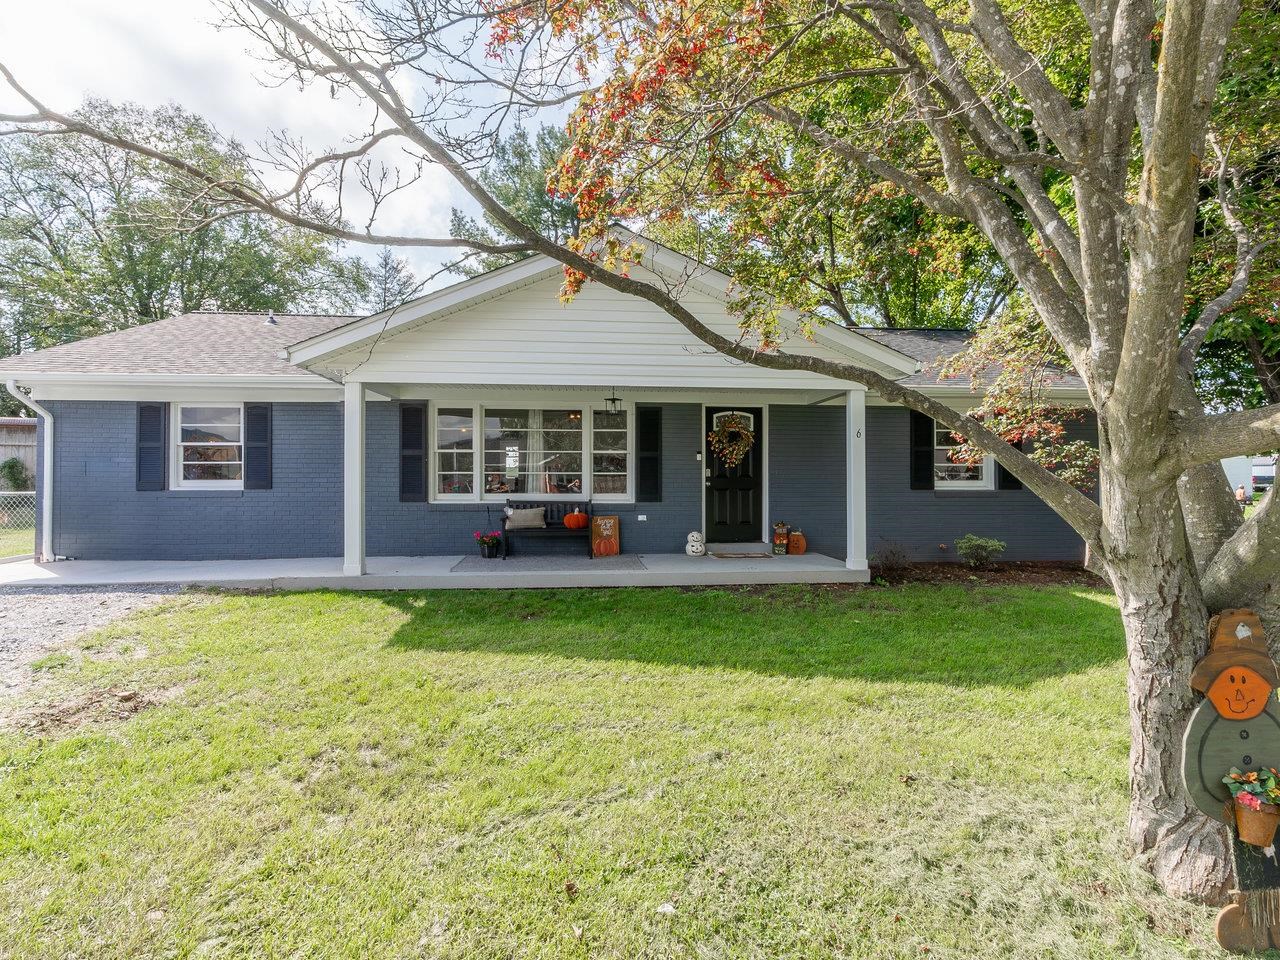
left=0, top=313, right=354, bottom=379
left=0, top=417, right=36, bottom=426
left=856, top=326, right=1088, bottom=392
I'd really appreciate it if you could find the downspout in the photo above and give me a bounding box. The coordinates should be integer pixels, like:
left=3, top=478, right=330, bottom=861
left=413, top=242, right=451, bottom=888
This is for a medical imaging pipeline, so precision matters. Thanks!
left=3, top=380, right=53, bottom=562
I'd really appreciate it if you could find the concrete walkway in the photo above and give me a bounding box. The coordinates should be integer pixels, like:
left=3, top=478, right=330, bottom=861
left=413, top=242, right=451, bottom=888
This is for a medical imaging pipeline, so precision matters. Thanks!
left=0, top=550, right=868, bottom=591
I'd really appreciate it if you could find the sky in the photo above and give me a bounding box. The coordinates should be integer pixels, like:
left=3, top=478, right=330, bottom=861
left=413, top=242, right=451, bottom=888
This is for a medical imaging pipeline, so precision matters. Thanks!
left=2, top=0, right=474, bottom=285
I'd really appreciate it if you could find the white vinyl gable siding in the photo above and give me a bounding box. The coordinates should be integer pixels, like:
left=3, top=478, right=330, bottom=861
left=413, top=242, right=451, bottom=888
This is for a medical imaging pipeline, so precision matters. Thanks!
left=322, top=270, right=889, bottom=390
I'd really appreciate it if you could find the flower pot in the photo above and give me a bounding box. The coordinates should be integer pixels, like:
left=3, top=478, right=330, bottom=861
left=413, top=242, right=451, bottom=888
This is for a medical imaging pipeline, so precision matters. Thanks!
left=1234, top=797, right=1280, bottom=847
left=479, top=542, right=499, bottom=559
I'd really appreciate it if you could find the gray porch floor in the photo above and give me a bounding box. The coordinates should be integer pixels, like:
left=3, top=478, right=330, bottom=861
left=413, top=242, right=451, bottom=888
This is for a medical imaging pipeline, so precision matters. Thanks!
left=0, top=549, right=868, bottom=590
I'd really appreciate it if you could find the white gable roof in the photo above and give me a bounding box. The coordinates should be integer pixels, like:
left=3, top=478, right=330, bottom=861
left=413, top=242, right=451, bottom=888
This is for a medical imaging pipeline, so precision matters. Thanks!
left=288, top=245, right=919, bottom=391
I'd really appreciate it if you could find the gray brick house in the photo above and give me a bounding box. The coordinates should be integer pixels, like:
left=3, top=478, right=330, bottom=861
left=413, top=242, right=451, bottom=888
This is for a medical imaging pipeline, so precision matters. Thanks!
left=0, top=245, right=1091, bottom=578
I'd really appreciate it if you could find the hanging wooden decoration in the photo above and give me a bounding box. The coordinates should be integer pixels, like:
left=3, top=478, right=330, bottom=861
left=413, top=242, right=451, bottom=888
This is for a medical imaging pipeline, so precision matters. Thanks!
left=1181, top=609, right=1280, bottom=951
left=707, top=413, right=755, bottom=468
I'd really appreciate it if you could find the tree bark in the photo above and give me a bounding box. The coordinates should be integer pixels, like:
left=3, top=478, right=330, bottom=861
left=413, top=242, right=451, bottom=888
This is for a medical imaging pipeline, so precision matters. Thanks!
left=1100, top=459, right=1231, bottom=901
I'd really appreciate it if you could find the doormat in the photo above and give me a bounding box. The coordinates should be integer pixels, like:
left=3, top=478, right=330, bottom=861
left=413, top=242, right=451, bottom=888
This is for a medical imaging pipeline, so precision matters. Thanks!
left=451, top=554, right=646, bottom=573
left=710, top=552, right=773, bottom=559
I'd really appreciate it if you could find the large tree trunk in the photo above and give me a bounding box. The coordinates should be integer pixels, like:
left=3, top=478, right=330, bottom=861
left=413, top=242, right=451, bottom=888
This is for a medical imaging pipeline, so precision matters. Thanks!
left=1102, top=466, right=1232, bottom=901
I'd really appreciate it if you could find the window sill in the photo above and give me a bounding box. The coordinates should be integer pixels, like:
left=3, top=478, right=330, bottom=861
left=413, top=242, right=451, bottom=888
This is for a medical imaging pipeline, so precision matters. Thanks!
left=423, top=500, right=639, bottom=509
left=162, top=489, right=247, bottom=499
left=932, top=488, right=998, bottom=497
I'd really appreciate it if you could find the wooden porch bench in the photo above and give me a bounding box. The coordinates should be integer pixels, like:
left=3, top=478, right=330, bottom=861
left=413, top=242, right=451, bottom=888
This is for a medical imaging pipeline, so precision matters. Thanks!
left=502, top=500, right=593, bottom=558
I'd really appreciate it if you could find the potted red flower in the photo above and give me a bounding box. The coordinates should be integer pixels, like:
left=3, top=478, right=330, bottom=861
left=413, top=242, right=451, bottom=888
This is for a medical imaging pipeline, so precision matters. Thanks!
left=474, top=530, right=503, bottom=559
left=1223, top=767, right=1280, bottom=846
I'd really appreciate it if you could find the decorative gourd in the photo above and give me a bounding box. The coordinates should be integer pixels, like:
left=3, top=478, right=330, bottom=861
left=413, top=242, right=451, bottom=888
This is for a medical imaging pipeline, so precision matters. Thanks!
left=564, top=509, right=589, bottom=530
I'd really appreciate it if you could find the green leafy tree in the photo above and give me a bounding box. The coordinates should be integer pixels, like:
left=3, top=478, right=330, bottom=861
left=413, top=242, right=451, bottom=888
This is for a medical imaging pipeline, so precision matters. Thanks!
left=368, top=247, right=427, bottom=311
left=0, top=99, right=371, bottom=359
left=449, top=125, right=580, bottom=277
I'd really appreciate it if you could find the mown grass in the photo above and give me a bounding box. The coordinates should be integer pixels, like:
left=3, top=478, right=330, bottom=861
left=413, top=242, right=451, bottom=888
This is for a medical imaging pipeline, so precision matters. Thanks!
left=0, top=526, right=32, bottom=558
left=0, top=584, right=1227, bottom=958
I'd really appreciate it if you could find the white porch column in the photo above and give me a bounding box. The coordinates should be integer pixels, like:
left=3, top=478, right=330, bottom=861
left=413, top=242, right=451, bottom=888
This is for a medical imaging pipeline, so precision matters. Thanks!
left=343, top=380, right=367, bottom=576
left=845, top=389, right=868, bottom=572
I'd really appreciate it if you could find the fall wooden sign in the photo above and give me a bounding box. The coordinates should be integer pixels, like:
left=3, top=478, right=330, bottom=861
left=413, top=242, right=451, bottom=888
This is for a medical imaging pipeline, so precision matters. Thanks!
left=591, top=515, right=620, bottom=558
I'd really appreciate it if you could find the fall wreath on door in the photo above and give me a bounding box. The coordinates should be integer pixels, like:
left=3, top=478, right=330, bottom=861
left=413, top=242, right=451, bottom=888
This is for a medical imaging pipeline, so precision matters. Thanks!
left=707, top=412, right=756, bottom=468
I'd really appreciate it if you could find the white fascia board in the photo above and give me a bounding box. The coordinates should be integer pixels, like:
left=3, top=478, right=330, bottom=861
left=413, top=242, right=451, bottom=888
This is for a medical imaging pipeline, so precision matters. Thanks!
left=286, top=256, right=563, bottom=366
left=16, top=373, right=353, bottom=403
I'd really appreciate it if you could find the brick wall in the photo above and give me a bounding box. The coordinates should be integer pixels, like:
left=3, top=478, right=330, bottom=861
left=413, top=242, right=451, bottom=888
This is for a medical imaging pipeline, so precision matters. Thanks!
left=366, top=401, right=703, bottom=556
left=37, top=399, right=1091, bottom=562
left=44, top=400, right=343, bottom=560
left=865, top=406, right=1091, bottom=562
left=768, top=404, right=848, bottom=557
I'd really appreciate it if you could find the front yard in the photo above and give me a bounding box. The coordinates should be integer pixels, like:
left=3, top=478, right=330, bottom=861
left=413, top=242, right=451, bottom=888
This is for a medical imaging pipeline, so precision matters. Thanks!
left=0, top=583, right=1223, bottom=958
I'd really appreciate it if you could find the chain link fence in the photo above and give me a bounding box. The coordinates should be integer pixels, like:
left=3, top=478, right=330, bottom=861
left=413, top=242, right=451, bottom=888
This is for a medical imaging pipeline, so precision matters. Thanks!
left=0, top=492, right=35, bottom=558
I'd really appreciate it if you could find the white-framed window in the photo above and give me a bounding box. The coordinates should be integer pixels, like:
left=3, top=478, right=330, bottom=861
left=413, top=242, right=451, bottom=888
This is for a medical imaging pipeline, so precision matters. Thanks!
left=434, top=407, right=476, bottom=499
left=591, top=408, right=629, bottom=496
left=934, top=420, right=994, bottom=490
left=430, top=402, right=633, bottom=502
left=172, top=403, right=244, bottom=489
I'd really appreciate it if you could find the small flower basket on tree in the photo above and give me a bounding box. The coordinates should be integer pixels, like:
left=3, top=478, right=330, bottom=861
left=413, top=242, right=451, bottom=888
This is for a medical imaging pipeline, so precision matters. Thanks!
left=1223, top=768, right=1280, bottom=848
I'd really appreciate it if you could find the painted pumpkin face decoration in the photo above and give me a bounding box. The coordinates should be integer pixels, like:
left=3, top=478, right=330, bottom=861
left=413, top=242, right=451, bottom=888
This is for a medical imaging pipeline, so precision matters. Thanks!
left=1206, top=666, right=1274, bottom=720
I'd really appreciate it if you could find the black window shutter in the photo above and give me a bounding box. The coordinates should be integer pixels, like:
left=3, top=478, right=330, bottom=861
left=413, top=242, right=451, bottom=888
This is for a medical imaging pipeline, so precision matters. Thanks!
left=635, top=405, right=663, bottom=502
left=136, top=402, right=168, bottom=491
left=400, top=402, right=428, bottom=502
left=243, top=403, right=273, bottom=490
left=996, top=439, right=1024, bottom=490
left=909, top=410, right=935, bottom=490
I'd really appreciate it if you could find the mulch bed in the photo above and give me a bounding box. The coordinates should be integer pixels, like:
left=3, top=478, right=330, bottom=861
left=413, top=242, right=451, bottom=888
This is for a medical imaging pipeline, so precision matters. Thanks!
left=679, top=561, right=1107, bottom=596
left=871, top=561, right=1107, bottom=589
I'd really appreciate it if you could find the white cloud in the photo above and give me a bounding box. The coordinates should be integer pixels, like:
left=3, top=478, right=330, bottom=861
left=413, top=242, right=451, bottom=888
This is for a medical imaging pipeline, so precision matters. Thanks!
left=2, top=0, right=473, bottom=286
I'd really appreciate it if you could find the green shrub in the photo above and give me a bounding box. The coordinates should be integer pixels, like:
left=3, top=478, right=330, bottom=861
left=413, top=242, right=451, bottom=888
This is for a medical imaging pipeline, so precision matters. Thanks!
left=955, top=534, right=1006, bottom=569
left=0, top=457, right=32, bottom=491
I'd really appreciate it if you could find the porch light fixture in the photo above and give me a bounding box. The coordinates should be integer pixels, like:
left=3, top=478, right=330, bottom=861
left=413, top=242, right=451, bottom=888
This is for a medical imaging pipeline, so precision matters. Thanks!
left=605, top=387, right=622, bottom=415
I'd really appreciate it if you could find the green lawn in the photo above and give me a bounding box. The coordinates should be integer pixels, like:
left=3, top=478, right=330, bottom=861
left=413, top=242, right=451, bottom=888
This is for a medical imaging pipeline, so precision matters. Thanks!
left=0, top=526, right=33, bottom=558
left=0, top=585, right=1223, bottom=958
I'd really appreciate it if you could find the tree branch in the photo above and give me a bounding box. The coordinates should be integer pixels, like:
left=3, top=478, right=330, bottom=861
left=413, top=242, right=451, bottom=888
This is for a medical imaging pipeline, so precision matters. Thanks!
left=1174, top=404, right=1280, bottom=470
left=1201, top=485, right=1280, bottom=610
left=0, top=62, right=530, bottom=257
left=223, top=0, right=1105, bottom=548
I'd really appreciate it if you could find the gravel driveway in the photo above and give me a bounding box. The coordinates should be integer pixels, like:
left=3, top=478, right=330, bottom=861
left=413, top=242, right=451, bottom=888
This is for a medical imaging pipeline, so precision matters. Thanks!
left=0, top=585, right=184, bottom=695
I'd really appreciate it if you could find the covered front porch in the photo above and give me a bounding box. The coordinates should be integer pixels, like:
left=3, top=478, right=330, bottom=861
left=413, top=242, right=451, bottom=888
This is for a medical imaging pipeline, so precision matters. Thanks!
left=336, top=381, right=871, bottom=582
left=0, top=547, right=866, bottom=590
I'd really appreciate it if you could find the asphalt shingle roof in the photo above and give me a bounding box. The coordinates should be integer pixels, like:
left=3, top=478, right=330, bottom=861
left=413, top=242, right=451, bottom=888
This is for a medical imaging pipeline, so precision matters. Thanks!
left=0, top=312, right=355, bottom=378
left=855, top=326, right=1086, bottom=390
left=0, top=311, right=1085, bottom=393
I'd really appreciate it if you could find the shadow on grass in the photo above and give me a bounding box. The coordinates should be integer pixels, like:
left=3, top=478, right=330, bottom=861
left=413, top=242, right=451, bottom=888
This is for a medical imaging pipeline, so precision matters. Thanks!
left=376, top=582, right=1123, bottom=688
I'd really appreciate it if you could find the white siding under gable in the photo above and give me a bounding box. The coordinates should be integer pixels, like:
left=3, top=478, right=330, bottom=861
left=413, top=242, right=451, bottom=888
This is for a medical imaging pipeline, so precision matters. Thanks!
left=329, top=270, right=896, bottom=390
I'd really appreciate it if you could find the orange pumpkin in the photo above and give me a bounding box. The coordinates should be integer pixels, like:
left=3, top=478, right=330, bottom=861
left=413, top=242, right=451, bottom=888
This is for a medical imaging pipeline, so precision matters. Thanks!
left=564, top=510, right=589, bottom=530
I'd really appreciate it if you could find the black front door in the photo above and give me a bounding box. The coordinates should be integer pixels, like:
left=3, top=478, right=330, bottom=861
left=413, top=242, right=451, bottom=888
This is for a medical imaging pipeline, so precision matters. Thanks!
left=705, top=407, right=763, bottom=543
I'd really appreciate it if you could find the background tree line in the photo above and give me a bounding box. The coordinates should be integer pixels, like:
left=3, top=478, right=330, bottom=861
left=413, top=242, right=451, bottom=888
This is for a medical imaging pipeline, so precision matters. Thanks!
left=0, top=100, right=425, bottom=414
